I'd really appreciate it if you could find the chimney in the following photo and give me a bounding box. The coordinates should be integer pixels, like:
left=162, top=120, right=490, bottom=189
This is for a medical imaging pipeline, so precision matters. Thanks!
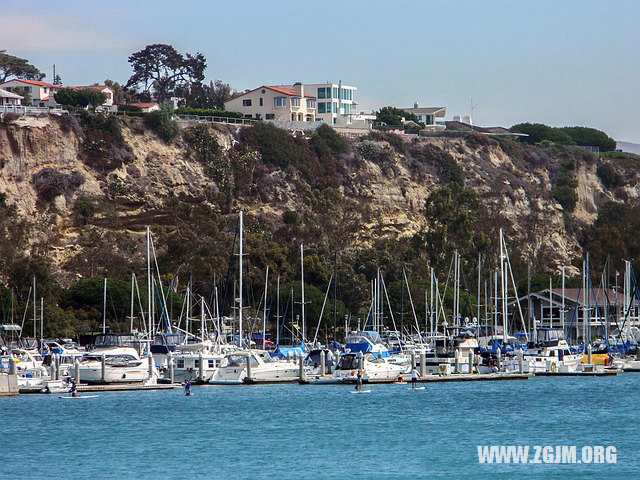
left=293, top=82, right=304, bottom=98
left=414, top=101, right=419, bottom=109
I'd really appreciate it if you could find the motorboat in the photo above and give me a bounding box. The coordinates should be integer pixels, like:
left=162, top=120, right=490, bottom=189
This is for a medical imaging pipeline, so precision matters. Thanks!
left=0, top=348, right=49, bottom=391
left=212, top=350, right=301, bottom=384
left=333, top=352, right=408, bottom=382
left=77, top=335, right=153, bottom=383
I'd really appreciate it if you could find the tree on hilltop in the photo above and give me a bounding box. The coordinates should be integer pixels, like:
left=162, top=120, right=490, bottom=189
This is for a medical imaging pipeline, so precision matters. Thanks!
left=125, top=44, right=206, bottom=103
left=0, top=50, right=44, bottom=82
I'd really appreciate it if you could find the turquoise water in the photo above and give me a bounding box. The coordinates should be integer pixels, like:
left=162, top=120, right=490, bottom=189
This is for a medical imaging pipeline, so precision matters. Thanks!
left=2, top=376, right=639, bottom=479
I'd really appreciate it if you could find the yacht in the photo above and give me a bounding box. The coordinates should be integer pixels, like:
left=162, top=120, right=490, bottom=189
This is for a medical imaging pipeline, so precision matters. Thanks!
left=169, top=340, right=239, bottom=383
left=0, top=348, right=49, bottom=390
left=76, top=335, right=153, bottom=383
left=212, top=350, right=301, bottom=384
left=333, top=352, right=408, bottom=382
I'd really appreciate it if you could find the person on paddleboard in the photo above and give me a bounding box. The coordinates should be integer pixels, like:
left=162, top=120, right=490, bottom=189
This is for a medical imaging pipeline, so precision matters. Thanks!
left=69, top=380, right=78, bottom=397
left=355, top=369, right=363, bottom=392
left=183, top=380, right=191, bottom=396
left=411, top=368, right=420, bottom=389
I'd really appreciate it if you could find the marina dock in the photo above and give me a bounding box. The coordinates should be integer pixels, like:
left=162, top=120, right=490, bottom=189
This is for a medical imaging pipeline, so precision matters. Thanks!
left=77, top=383, right=177, bottom=392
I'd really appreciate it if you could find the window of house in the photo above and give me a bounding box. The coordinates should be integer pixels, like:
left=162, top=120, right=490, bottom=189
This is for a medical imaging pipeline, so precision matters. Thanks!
left=333, top=102, right=337, bottom=113
left=291, top=98, right=300, bottom=107
left=333, top=87, right=338, bottom=98
left=208, top=359, right=215, bottom=368
left=242, top=99, right=252, bottom=107
left=244, top=114, right=253, bottom=118
left=266, top=113, right=275, bottom=119
left=259, top=97, right=263, bottom=106
left=306, top=99, right=315, bottom=108
left=274, top=97, right=286, bottom=107
left=195, top=360, right=200, bottom=367
left=291, top=113, right=295, bottom=121
left=318, top=102, right=326, bottom=114
left=317, top=88, right=325, bottom=99
left=177, top=359, right=184, bottom=368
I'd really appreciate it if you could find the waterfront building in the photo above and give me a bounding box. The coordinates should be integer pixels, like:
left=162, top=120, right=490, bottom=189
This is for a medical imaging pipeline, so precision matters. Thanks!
left=0, top=78, right=62, bottom=107
left=224, top=84, right=316, bottom=122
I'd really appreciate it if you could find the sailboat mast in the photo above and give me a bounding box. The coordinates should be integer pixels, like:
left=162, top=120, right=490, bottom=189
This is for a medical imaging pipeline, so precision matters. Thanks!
left=200, top=296, right=205, bottom=340
left=300, top=244, right=305, bottom=342
left=561, top=266, right=566, bottom=336
left=32, top=276, right=36, bottom=339
left=262, top=266, right=269, bottom=350
left=130, top=272, right=135, bottom=333
left=238, top=211, right=244, bottom=347
left=147, top=226, right=152, bottom=344
left=103, top=277, right=107, bottom=334
left=276, top=275, right=280, bottom=346
left=500, top=229, right=508, bottom=342
left=40, top=297, right=43, bottom=347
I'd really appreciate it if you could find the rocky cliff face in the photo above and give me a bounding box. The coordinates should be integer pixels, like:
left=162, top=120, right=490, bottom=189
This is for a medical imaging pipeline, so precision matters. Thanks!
left=0, top=114, right=635, bottom=285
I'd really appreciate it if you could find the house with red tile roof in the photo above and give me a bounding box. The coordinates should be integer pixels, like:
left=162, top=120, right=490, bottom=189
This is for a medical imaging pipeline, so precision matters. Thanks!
left=0, top=78, right=62, bottom=107
left=68, top=85, right=115, bottom=106
left=127, top=102, right=160, bottom=113
left=224, top=83, right=316, bottom=122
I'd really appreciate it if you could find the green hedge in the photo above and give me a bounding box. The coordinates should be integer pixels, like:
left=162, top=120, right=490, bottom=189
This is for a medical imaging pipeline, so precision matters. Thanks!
left=175, top=107, right=243, bottom=118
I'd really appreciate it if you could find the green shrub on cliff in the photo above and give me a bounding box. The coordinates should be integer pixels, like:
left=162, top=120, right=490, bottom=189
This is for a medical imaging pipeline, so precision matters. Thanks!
left=145, top=107, right=179, bottom=143
left=240, top=122, right=308, bottom=167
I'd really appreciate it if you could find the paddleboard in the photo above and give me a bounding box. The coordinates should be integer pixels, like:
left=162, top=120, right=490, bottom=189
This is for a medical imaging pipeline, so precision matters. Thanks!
left=409, top=386, right=426, bottom=391
left=350, top=389, right=371, bottom=394
left=58, top=395, right=99, bottom=399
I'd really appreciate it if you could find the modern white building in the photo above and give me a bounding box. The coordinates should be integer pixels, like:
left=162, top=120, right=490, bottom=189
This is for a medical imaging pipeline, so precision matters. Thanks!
left=224, top=84, right=316, bottom=122
left=403, top=102, right=446, bottom=129
left=0, top=79, right=63, bottom=107
left=290, top=82, right=357, bottom=126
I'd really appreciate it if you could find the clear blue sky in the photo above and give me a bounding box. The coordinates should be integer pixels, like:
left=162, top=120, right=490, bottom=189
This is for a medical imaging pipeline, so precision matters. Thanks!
left=2, top=0, right=638, bottom=142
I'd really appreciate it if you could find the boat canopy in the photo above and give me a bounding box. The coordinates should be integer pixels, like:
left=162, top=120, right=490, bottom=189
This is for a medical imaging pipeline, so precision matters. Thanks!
left=271, top=342, right=305, bottom=359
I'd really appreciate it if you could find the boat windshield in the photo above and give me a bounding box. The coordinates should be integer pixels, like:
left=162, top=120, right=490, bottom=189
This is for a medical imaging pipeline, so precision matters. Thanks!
left=337, top=355, right=359, bottom=370
left=226, top=355, right=258, bottom=367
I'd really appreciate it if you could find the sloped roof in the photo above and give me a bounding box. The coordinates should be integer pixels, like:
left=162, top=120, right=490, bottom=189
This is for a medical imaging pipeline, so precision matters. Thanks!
left=227, top=85, right=316, bottom=101
left=404, top=107, right=446, bottom=116
left=0, top=88, right=23, bottom=99
left=0, top=78, right=62, bottom=89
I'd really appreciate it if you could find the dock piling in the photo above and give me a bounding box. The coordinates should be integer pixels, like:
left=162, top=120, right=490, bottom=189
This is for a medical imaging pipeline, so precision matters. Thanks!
left=169, top=356, right=175, bottom=384
left=198, top=353, right=203, bottom=382
left=518, top=350, right=524, bottom=374
left=411, top=351, right=416, bottom=371
left=148, top=353, right=154, bottom=380
left=54, top=353, right=60, bottom=380
left=454, top=355, right=460, bottom=374
left=9, top=354, right=16, bottom=375
left=74, top=359, right=80, bottom=383
left=419, top=351, right=426, bottom=377
left=299, top=354, right=305, bottom=381
left=320, top=350, right=326, bottom=377
left=468, top=351, right=474, bottom=374
left=100, top=354, right=106, bottom=383
left=245, top=355, right=252, bottom=382
left=587, top=343, right=592, bottom=365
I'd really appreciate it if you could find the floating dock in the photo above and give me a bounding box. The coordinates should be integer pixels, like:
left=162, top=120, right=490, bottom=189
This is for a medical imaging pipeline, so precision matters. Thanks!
left=77, top=382, right=177, bottom=392
left=534, top=370, right=619, bottom=377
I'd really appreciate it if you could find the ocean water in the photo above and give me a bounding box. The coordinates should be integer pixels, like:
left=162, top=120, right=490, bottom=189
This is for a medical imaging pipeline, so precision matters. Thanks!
left=2, top=375, right=638, bottom=479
